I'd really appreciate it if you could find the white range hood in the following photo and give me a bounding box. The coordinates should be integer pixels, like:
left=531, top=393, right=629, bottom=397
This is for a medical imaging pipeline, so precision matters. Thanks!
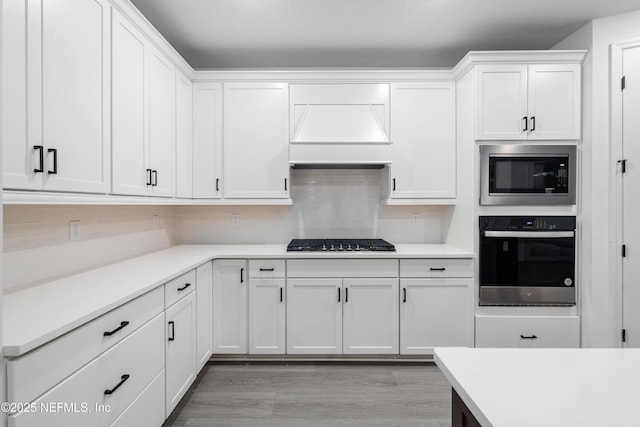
left=289, top=83, right=393, bottom=166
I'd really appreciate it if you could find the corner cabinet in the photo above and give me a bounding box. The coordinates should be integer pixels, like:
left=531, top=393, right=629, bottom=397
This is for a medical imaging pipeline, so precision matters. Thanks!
left=3, top=0, right=111, bottom=193
left=386, top=82, right=456, bottom=202
left=223, top=83, right=290, bottom=200
left=475, top=64, right=581, bottom=140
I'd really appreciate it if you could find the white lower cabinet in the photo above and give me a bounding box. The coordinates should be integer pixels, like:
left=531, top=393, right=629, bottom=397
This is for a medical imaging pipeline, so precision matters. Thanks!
left=9, top=313, right=165, bottom=427
left=475, top=315, right=580, bottom=348
left=196, top=262, right=213, bottom=370
left=249, top=260, right=286, bottom=354
left=165, top=292, right=197, bottom=417
left=400, top=279, right=472, bottom=355
left=212, top=260, right=248, bottom=354
left=110, top=370, right=165, bottom=427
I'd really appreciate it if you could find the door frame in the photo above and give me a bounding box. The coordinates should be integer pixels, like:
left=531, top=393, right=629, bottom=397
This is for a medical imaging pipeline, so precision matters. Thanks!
left=611, top=38, right=640, bottom=347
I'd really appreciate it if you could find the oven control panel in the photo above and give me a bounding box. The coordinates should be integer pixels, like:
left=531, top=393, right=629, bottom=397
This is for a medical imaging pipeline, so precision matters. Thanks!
left=480, top=216, right=576, bottom=231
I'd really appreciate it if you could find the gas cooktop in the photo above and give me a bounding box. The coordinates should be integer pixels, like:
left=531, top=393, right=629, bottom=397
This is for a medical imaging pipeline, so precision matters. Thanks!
left=286, top=238, right=396, bottom=252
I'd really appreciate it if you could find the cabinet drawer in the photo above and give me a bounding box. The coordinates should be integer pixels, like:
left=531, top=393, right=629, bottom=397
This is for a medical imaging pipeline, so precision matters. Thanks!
left=287, top=259, right=398, bottom=278
left=9, top=313, right=165, bottom=427
left=165, top=269, right=196, bottom=308
left=8, top=286, right=164, bottom=403
left=475, top=315, right=580, bottom=348
left=249, top=260, right=286, bottom=278
left=111, top=370, right=165, bottom=427
left=400, top=259, right=473, bottom=278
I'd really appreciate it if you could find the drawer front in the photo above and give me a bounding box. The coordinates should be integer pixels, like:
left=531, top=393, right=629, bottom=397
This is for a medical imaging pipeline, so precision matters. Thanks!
left=475, top=315, right=580, bottom=348
left=110, top=370, right=165, bottom=427
left=400, top=259, right=474, bottom=278
left=8, top=286, right=164, bottom=403
left=165, top=269, right=197, bottom=308
left=249, top=259, right=286, bottom=278
left=287, top=259, right=398, bottom=278
left=9, top=313, right=165, bottom=427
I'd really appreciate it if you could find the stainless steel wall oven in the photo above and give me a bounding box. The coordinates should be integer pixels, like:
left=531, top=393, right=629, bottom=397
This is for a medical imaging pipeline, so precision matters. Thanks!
left=479, top=216, right=576, bottom=306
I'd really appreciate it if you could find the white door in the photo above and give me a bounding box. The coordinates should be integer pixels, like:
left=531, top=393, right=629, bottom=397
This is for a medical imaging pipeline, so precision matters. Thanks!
left=111, top=8, right=148, bottom=196
left=175, top=72, right=193, bottom=198
left=287, top=278, right=342, bottom=354
left=147, top=48, right=175, bottom=197
left=223, top=83, right=289, bottom=199
left=622, top=45, right=640, bottom=348
left=192, top=82, right=223, bottom=199
left=249, top=278, right=286, bottom=354
left=400, top=279, right=471, bottom=355
left=165, top=292, right=197, bottom=417
left=342, top=278, right=398, bottom=355
left=527, top=64, right=581, bottom=140
left=390, top=82, right=456, bottom=199
left=475, top=64, right=528, bottom=140
left=196, top=262, right=213, bottom=370
left=212, top=260, right=247, bottom=354
left=41, top=0, right=110, bottom=193
left=2, top=0, right=39, bottom=190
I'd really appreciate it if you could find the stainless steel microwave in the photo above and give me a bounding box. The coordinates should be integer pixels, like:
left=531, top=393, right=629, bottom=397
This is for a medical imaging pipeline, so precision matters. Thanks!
left=480, top=145, right=576, bottom=205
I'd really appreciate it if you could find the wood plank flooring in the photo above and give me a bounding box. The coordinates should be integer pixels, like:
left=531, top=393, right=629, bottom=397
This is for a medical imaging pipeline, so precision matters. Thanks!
left=164, top=363, right=452, bottom=427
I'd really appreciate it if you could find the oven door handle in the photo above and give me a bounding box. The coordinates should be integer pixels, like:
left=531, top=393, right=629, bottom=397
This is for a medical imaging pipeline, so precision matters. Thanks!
left=483, top=231, right=574, bottom=238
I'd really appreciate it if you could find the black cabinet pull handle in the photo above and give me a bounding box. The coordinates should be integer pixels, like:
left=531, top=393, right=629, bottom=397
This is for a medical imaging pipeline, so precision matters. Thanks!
left=280, top=287, right=283, bottom=302
left=168, top=321, right=175, bottom=341
left=152, top=170, right=158, bottom=187
left=146, top=169, right=152, bottom=186
left=240, top=268, right=244, bottom=283
left=33, top=146, right=44, bottom=173
left=284, top=178, right=288, bottom=191
left=522, top=116, right=528, bottom=132
left=345, top=287, right=349, bottom=303
left=103, top=321, right=129, bottom=337
left=216, top=178, right=220, bottom=192
left=403, top=288, right=407, bottom=303
left=177, top=283, right=191, bottom=291
left=259, top=268, right=275, bottom=272
left=338, top=288, right=341, bottom=302
left=47, top=148, right=58, bottom=174
left=392, top=178, right=396, bottom=191
left=520, top=334, right=538, bottom=340
left=104, top=374, right=130, bottom=395
left=430, top=267, right=446, bottom=271
left=530, top=116, right=536, bottom=132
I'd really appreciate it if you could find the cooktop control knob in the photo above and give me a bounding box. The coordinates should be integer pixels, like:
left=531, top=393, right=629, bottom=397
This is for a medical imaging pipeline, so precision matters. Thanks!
left=321, top=244, right=327, bottom=251
left=329, top=244, right=336, bottom=251
left=347, top=244, right=352, bottom=251
left=338, top=244, right=344, bottom=251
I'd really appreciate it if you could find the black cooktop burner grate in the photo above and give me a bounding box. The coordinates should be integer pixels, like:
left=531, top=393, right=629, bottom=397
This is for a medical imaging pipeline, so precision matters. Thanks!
left=286, top=238, right=396, bottom=252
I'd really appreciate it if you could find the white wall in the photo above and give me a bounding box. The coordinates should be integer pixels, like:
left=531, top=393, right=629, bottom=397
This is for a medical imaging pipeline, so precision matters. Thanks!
left=0, top=0, right=6, bottom=423
left=554, top=9, right=640, bottom=347
left=3, top=206, right=175, bottom=291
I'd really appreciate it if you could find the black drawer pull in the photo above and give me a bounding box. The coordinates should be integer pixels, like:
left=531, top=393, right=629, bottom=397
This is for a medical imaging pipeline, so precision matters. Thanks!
left=33, top=145, right=44, bottom=173
left=103, top=321, right=129, bottom=337
left=146, top=168, right=152, bottom=186
left=430, top=267, right=446, bottom=271
left=177, top=283, right=191, bottom=291
left=216, top=178, right=220, bottom=192
left=403, top=288, right=407, bottom=303
left=530, top=116, right=536, bottom=132
left=280, top=287, right=283, bottom=302
left=345, top=287, right=349, bottom=303
left=168, top=321, right=175, bottom=341
left=104, top=374, right=130, bottom=395
left=151, top=170, right=158, bottom=187
left=240, top=268, right=244, bottom=283
left=47, top=148, right=58, bottom=174
left=520, top=335, right=538, bottom=340
left=259, top=268, right=275, bottom=272
left=522, top=116, right=528, bottom=132
left=338, top=288, right=341, bottom=302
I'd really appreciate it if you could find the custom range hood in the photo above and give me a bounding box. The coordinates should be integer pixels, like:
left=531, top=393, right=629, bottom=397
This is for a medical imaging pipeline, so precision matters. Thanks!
left=289, top=84, right=392, bottom=167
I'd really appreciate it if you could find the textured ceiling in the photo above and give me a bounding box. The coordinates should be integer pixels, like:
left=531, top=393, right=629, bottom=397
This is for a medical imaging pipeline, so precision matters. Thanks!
left=130, top=0, right=640, bottom=68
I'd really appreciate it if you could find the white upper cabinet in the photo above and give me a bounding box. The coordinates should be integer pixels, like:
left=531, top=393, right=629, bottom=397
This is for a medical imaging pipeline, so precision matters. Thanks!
left=388, top=82, right=456, bottom=201
left=475, top=63, right=580, bottom=140
left=223, top=83, right=290, bottom=199
left=4, top=0, right=111, bottom=193
left=175, top=72, right=193, bottom=198
left=192, top=82, right=223, bottom=199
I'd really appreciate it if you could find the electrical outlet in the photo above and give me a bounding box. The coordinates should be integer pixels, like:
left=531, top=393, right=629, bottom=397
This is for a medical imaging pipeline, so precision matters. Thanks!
left=69, top=220, right=82, bottom=241
left=411, top=213, right=421, bottom=225
left=152, top=215, right=160, bottom=229
left=231, top=213, right=240, bottom=226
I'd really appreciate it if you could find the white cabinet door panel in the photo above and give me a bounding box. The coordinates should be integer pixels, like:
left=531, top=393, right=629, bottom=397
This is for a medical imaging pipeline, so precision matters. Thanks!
left=249, top=278, right=286, bottom=354
left=192, top=83, right=222, bottom=199
left=110, top=370, right=165, bottom=427
left=287, top=278, right=342, bottom=355
left=343, top=278, right=398, bottom=355
left=223, top=83, right=289, bottom=199
left=212, top=260, right=248, bottom=354
left=175, top=72, right=193, bottom=198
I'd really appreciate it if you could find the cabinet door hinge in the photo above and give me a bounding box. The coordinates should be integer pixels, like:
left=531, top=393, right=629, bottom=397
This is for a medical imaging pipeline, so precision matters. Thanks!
left=622, top=328, right=627, bottom=343
left=622, top=244, right=627, bottom=257
left=622, top=76, right=626, bottom=90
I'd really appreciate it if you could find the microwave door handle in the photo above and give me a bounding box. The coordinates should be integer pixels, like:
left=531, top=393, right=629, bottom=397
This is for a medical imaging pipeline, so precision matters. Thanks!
left=483, top=231, right=575, bottom=238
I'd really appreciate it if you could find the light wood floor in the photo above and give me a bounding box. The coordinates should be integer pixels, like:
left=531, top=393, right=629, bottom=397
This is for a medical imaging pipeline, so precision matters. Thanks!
left=164, top=362, right=452, bottom=427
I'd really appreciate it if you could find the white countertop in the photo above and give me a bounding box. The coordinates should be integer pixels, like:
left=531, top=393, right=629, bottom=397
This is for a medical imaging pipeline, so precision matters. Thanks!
left=4, top=244, right=473, bottom=357
left=434, top=347, right=640, bottom=427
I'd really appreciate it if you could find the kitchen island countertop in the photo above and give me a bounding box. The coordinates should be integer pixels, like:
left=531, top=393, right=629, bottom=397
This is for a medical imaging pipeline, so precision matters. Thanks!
left=434, top=347, right=640, bottom=427
left=4, top=243, right=473, bottom=357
